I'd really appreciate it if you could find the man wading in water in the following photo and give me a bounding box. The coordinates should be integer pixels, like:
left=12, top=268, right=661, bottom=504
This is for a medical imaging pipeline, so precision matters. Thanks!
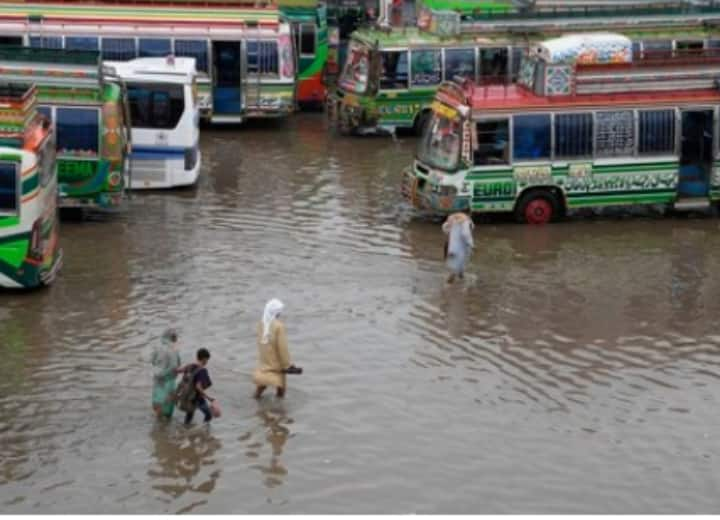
left=442, top=212, right=475, bottom=283
left=253, top=299, right=301, bottom=398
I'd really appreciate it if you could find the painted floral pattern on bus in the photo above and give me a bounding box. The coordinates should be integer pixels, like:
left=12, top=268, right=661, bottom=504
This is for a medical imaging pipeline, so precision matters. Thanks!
left=545, top=66, right=571, bottom=96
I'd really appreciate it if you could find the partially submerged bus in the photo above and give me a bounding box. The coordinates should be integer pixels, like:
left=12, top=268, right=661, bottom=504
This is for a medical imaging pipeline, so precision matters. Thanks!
left=0, top=47, right=130, bottom=211
left=0, top=83, right=62, bottom=289
left=0, top=0, right=296, bottom=124
left=401, top=33, right=720, bottom=223
left=330, top=3, right=720, bottom=135
left=279, top=0, right=329, bottom=106
left=106, top=57, right=201, bottom=190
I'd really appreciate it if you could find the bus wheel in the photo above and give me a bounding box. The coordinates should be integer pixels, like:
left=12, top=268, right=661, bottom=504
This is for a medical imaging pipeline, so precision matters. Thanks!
left=414, top=110, right=431, bottom=136
left=516, top=191, right=559, bottom=225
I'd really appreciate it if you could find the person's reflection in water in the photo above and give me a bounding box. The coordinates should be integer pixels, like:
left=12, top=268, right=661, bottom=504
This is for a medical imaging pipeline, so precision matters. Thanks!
left=441, top=283, right=470, bottom=339
left=248, top=401, right=292, bottom=489
left=147, top=422, right=223, bottom=502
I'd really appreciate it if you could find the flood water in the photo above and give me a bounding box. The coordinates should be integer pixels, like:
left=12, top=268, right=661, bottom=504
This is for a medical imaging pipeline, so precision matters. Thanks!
left=1, top=113, right=720, bottom=513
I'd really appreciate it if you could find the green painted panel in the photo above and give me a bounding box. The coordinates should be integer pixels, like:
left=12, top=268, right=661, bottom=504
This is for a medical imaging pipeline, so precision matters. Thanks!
left=0, top=238, right=29, bottom=269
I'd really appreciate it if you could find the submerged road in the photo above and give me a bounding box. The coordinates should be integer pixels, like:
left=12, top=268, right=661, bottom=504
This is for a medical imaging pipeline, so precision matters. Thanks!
left=1, top=113, right=719, bottom=513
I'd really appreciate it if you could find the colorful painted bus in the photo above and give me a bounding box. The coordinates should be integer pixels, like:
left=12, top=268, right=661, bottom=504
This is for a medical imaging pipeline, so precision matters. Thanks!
left=106, top=57, right=201, bottom=190
left=279, top=0, right=329, bottom=106
left=330, top=3, right=720, bottom=135
left=401, top=33, right=720, bottom=223
left=0, top=0, right=296, bottom=124
left=0, top=47, right=129, bottom=210
left=0, top=82, right=62, bottom=289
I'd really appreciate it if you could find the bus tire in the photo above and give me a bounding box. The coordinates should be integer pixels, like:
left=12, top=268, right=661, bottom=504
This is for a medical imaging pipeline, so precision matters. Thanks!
left=414, top=109, right=431, bottom=136
left=515, top=190, right=560, bottom=225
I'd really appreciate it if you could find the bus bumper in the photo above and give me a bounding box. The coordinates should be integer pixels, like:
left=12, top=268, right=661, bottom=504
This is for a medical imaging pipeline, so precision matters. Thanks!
left=401, top=168, right=470, bottom=213
left=329, top=92, right=382, bottom=135
left=40, top=247, right=63, bottom=287
left=59, top=191, right=126, bottom=212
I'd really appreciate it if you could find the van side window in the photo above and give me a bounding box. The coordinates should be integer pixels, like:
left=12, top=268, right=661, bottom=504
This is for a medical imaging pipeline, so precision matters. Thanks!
left=474, top=120, right=509, bottom=166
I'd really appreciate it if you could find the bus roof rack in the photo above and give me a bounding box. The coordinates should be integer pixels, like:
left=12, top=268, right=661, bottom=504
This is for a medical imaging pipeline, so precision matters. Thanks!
left=0, top=82, right=40, bottom=146
left=0, top=46, right=102, bottom=89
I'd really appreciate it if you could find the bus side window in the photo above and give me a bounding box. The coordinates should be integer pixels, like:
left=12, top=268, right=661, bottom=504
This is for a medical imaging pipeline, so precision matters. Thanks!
left=0, top=162, right=18, bottom=214
left=555, top=113, right=593, bottom=159
left=102, top=38, right=137, bottom=60
left=480, top=48, right=508, bottom=82
left=300, top=23, right=316, bottom=57
left=380, top=51, right=408, bottom=90
left=66, top=36, right=99, bottom=51
left=513, top=114, right=551, bottom=161
left=474, top=120, right=509, bottom=166
left=29, top=36, right=63, bottom=49
left=638, top=109, right=675, bottom=155
left=443, top=48, right=475, bottom=82
left=139, top=38, right=172, bottom=58
left=411, top=49, right=441, bottom=87
left=175, top=40, right=209, bottom=73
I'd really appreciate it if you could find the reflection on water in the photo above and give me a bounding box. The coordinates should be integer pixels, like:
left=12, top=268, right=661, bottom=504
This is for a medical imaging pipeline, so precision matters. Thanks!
left=246, top=401, right=292, bottom=489
left=148, top=423, right=222, bottom=506
left=1, top=114, right=720, bottom=513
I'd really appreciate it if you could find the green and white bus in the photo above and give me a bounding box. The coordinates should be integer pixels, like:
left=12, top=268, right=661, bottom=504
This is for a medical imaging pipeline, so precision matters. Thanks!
left=401, top=33, right=720, bottom=223
left=0, top=83, right=62, bottom=289
left=0, top=47, right=130, bottom=211
left=330, top=3, right=720, bottom=135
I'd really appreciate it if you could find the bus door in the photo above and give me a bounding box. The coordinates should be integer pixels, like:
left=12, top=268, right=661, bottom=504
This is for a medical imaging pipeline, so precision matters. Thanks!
left=679, top=110, right=714, bottom=198
left=212, top=41, right=243, bottom=116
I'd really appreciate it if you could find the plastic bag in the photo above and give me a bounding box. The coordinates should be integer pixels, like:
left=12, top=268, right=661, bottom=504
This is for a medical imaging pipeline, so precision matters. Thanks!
left=210, top=399, right=222, bottom=418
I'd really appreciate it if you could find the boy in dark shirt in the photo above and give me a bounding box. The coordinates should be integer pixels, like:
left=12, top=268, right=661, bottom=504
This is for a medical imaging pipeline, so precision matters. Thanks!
left=184, top=348, right=216, bottom=425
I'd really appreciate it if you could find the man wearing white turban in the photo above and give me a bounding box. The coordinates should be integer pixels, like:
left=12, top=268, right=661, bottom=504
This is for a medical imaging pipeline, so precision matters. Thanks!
left=254, top=299, right=293, bottom=398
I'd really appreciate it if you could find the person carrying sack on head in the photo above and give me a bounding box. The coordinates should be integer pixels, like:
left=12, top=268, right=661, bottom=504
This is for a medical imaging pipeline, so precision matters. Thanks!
left=442, top=211, right=475, bottom=284
left=253, top=299, right=301, bottom=399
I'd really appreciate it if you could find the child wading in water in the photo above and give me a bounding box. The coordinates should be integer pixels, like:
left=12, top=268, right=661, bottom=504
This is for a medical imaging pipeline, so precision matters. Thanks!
left=180, top=348, right=216, bottom=425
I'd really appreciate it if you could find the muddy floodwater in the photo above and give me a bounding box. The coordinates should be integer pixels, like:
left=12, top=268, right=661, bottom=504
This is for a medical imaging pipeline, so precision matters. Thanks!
left=2, top=114, right=720, bottom=513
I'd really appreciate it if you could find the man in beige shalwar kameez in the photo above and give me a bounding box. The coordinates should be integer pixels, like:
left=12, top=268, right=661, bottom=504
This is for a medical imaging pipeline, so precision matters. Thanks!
left=254, top=299, right=293, bottom=398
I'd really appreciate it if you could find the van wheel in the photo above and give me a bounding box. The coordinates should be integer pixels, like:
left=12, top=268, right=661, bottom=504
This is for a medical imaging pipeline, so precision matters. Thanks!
left=414, top=110, right=431, bottom=136
left=515, top=191, right=560, bottom=225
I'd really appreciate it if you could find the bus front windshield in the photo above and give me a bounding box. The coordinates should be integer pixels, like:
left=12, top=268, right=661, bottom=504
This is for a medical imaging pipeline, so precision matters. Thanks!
left=417, top=112, right=462, bottom=172
left=339, top=40, right=370, bottom=94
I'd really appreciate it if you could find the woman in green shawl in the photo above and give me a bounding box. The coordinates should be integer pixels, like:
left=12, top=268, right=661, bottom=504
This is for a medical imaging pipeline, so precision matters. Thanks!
left=151, top=328, right=182, bottom=418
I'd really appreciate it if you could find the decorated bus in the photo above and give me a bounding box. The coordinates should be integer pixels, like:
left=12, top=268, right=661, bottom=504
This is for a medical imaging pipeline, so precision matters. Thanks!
left=0, top=0, right=296, bottom=123
left=401, top=33, right=720, bottom=223
left=330, top=2, right=720, bottom=135
left=0, top=82, right=62, bottom=289
left=0, top=47, right=129, bottom=210
left=279, top=0, right=329, bottom=106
